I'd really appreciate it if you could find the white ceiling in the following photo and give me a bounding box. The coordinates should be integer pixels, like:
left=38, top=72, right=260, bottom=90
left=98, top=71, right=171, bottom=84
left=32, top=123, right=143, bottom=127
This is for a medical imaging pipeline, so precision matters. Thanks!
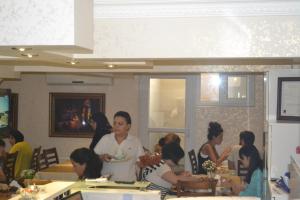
left=0, top=0, right=300, bottom=73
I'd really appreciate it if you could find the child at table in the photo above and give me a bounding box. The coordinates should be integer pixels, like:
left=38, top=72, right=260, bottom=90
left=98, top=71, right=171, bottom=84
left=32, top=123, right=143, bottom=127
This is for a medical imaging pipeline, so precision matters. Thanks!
left=224, top=145, right=263, bottom=198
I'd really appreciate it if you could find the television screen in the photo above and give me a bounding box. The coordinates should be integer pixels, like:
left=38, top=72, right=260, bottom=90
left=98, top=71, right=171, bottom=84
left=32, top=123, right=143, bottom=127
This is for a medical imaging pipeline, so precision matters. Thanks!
left=0, top=89, right=10, bottom=129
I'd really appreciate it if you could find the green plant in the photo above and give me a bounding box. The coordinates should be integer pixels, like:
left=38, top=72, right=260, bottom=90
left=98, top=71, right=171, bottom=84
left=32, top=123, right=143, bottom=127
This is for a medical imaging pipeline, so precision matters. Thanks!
left=202, top=160, right=216, bottom=172
left=20, top=169, right=36, bottom=179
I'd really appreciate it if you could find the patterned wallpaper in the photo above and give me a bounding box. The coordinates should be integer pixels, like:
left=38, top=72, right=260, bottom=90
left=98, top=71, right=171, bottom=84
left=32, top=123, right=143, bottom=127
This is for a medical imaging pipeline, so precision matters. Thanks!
left=195, top=75, right=264, bottom=154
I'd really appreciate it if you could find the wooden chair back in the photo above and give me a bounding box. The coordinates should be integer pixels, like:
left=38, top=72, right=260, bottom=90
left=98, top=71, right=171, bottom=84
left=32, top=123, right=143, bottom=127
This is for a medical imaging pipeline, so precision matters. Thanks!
left=4, top=151, right=18, bottom=183
left=237, top=160, right=248, bottom=177
left=30, top=146, right=41, bottom=172
left=176, top=177, right=218, bottom=197
left=38, top=152, right=49, bottom=170
left=188, top=149, right=198, bottom=174
left=43, top=147, right=59, bottom=167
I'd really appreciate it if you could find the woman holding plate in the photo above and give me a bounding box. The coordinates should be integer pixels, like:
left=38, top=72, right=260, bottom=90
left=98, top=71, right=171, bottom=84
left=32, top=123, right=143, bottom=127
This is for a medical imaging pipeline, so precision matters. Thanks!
left=94, top=111, right=144, bottom=181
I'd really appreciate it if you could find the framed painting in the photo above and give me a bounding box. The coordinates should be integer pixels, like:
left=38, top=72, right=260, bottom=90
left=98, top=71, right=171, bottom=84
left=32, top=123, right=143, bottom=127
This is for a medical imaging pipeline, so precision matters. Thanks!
left=277, top=77, right=300, bottom=121
left=49, top=93, right=105, bottom=137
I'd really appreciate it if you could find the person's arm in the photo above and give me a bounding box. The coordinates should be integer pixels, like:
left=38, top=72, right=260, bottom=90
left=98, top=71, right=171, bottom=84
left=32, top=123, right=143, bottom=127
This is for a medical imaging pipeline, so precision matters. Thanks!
left=162, top=170, right=198, bottom=185
left=239, top=170, right=263, bottom=197
left=94, top=136, right=112, bottom=162
left=203, top=144, right=231, bottom=166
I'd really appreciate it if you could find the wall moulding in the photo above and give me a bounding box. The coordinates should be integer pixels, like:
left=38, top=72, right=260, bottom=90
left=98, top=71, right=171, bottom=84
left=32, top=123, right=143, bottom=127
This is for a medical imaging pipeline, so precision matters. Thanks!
left=94, top=0, right=300, bottom=18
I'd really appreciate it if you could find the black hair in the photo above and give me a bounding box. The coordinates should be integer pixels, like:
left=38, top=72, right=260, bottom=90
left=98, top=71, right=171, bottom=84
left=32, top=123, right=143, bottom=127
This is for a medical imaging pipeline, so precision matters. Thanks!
left=239, top=131, right=255, bottom=146
left=239, top=145, right=263, bottom=184
left=70, top=147, right=103, bottom=180
left=89, top=112, right=112, bottom=150
left=9, top=129, right=24, bottom=143
left=114, top=111, right=131, bottom=125
left=0, top=139, right=5, bottom=147
left=162, top=142, right=184, bottom=165
left=207, top=122, right=223, bottom=140
left=158, top=137, right=165, bottom=146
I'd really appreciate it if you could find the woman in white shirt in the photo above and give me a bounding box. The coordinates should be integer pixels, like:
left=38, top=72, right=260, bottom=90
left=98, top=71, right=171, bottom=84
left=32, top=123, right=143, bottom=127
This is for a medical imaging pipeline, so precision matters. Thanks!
left=94, top=111, right=144, bottom=181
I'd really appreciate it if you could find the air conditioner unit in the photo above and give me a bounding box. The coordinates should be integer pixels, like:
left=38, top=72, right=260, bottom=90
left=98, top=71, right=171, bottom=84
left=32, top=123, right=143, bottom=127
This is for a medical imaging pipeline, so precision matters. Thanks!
left=46, top=74, right=113, bottom=85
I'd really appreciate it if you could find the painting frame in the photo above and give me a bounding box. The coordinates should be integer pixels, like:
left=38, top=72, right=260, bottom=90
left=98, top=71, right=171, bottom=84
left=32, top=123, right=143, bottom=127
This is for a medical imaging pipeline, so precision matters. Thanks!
left=277, top=77, right=300, bottom=121
left=49, top=93, right=105, bottom=138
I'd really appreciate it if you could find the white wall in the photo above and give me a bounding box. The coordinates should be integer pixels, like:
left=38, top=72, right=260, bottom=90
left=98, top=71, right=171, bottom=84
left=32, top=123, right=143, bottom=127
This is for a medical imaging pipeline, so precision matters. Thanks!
left=267, top=68, right=300, bottom=179
left=0, top=73, right=139, bottom=161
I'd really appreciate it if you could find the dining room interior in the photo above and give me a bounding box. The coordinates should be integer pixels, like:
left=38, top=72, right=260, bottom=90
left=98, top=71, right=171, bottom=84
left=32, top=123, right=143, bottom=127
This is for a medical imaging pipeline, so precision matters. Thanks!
left=0, top=0, right=300, bottom=199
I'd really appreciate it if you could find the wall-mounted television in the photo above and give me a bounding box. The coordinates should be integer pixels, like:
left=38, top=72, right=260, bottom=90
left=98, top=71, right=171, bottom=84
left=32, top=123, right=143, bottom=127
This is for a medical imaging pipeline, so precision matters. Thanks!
left=0, top=89, right=11, bottom=132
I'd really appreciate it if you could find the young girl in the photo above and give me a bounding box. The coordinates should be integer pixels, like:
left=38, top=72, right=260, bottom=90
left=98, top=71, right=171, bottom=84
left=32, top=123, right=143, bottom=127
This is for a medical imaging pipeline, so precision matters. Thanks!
left=230, top=145, right=263, bottom=197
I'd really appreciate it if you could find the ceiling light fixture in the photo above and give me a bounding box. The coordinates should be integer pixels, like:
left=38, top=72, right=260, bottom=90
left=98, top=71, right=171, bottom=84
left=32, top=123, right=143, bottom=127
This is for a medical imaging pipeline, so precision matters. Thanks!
left=66, top=61, right=79, bottom=65
left=12, top=47, right=32, bottom=52
left=108, top=64, right=114, bottom=68
left=21, top=53, right=38, bottom=58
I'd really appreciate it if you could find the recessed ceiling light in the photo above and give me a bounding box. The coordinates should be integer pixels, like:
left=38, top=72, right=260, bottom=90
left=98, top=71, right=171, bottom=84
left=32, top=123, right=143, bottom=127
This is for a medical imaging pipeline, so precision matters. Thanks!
left=21, top=53, right=38, bottom=58
left=12, top=47, right=32, bottom=52
left=108, top=64, right=114, bottom=68
left=67, top=61, right=79, bottom=65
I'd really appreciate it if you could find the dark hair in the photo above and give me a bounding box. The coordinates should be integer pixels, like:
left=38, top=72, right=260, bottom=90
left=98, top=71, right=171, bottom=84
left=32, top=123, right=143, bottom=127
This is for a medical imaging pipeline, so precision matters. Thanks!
left=89, top=112, right=112, bottom=150
left=0, top=139, right=5, bottom=147
left=239, top=145, right=263, bottom=184
left=9, top=129, right=24, bottom=143
left=164, top=133, right=181, bottom=145
left=114, top=111, right=131, bottom=125
left=70, top=147, right=103, bottom=179
left=239, top=131, right=255, bottom=146
left=158, top=137, right=165, bottom=146
left=162, top=142, right=184, bottom=165
left=207, top=122, right=223, bottom=140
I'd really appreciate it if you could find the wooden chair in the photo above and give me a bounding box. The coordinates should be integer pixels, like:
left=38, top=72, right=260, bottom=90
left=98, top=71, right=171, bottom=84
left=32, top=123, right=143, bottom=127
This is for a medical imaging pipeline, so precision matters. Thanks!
left=188, top=149, right=198, bottom=174
left=237, top=160, right=248, bottom=177
left=43, top=147, right=59, bottom=167
left=30, top=146, right=41, bottom=172
left=38, top=152, right=49, bottom=170
left=3, top=151, right=18, bottom=183
left=176, top=177, right=218, bottom=197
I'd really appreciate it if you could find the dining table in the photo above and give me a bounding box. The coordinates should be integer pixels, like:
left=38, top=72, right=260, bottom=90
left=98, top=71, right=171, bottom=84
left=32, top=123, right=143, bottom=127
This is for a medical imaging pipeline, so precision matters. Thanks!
left=34, top=160, right=77, bottom=181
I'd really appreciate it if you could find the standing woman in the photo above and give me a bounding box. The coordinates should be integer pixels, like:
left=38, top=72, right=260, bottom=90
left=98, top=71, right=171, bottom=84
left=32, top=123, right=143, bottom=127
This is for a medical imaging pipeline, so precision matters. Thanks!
left=197, top=122, right=231, bottom=174
left=89, top=112, right=112, bottom=150
left=94, top=111, right=144, bottom=181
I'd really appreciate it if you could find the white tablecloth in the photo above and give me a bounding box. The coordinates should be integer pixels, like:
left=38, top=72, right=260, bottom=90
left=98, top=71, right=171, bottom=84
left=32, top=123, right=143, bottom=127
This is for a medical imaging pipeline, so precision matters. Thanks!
left=80, top=189, right=161, bottom=200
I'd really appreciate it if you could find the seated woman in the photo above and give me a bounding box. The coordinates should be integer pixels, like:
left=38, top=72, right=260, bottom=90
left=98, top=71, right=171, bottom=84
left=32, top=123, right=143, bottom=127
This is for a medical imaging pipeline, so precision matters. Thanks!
left=142, top=142, right=197, bottom=199
left=94, top=111, right=144, bottom=181
left=70, top=148, right=103, bottom=180
left=227, top=145, right=263, bottom=198
left=8, top=129, right=33, bottom=178
left=198, top=122, right=231, bottom=174
left=154, top=133, right=180, bottom=154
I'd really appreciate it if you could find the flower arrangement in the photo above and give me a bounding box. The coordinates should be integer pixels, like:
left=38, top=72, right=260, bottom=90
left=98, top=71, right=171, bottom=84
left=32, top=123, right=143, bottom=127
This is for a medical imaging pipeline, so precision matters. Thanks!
left=202, top=160, right=216, bottom=172
left=20, top=169, right=36, bottom=179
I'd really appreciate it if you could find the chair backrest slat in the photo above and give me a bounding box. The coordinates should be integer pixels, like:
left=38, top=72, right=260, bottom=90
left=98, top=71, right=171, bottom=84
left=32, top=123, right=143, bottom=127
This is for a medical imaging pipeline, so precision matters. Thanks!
left=31, top=146, right=41, bottom=172
left=38, top=152, right=49, bottom=170
left=188, top=149, right=198, bottom=174
left=43, top=147, right=59, bottom=167
left=4, top=151, right=18, bottom=183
